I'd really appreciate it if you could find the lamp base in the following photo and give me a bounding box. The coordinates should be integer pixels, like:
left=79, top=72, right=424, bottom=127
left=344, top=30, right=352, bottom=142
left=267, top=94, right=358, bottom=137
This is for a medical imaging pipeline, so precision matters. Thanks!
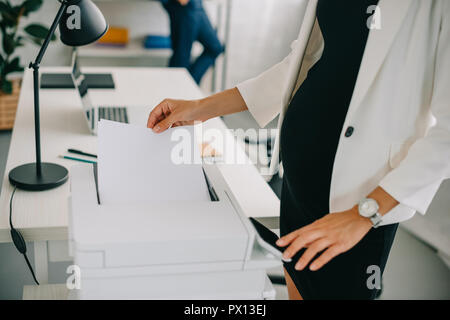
left=9, top=163, right=68, bottom=191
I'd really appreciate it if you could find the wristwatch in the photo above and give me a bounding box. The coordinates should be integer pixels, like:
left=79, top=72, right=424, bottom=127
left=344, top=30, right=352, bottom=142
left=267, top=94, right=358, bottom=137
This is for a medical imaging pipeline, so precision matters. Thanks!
left=358, top=198, right=383, bottom=228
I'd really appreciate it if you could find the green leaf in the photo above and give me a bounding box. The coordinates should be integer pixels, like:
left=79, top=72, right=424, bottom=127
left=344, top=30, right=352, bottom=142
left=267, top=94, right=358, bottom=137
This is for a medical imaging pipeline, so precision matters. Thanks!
left=24, top=24, right=55, bottom=40
left=22, top=0, right=43, bottom=16
left=1, top=79, right=13, bottom=94
left=1, top=13, right=18, bottom=28
left=0, top=24, right=6, bottom=37
left=4, top=57, right=24, bottom=74
left=0, top=2, right=11, bottom=13
left=0, top=55, right=4, bottom=76
left=12, top=5, right=25, bottom=16
left=0, top=1, right=13, bottom=14
left=2, top=33, right=16, bottom=55
left=0, top=1, right=19, bottom=27
left=15, top=35, right=24, bottom=46
left=27, top=36, right=43, bottom=47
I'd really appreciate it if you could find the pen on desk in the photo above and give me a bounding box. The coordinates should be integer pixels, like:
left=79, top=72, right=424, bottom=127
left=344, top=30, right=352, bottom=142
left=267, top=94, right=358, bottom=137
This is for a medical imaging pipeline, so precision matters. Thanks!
left=68, top=148, right=97, bottom=158
left=59, top=155, right=97, bottom=164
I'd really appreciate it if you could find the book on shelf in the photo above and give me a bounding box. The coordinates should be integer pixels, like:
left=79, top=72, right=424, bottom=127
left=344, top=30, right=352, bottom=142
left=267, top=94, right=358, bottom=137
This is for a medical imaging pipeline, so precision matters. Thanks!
left=97, top=26, right=129, bottom=46
left=143, top=35, right=172, bottom=49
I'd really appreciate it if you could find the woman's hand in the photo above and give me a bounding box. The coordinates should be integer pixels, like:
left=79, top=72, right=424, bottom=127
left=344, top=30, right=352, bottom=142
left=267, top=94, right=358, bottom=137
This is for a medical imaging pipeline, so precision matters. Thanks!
left=276, top=207, right=372, bottom=271
left=147, top=99, right=207, bottom=133
left=276, top=187, right=398, bottom=271
left=147, top=88, right=248, bottom=133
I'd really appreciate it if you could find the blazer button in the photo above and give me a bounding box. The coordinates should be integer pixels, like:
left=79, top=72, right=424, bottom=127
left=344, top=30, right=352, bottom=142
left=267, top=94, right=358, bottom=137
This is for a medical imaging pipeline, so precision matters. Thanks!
left=345, top=126, right=354, bottom=137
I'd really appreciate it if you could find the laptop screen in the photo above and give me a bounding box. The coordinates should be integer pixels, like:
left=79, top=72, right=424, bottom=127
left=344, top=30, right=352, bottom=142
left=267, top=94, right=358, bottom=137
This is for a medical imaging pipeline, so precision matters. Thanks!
left=71, top=52, right=96, bottom=132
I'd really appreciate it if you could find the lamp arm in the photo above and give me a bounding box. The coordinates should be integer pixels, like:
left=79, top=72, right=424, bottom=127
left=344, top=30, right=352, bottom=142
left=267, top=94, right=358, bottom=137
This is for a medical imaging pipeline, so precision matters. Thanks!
left=31, top=1, right=69, bottom=68
left=29, top=0, right=69, bottom=175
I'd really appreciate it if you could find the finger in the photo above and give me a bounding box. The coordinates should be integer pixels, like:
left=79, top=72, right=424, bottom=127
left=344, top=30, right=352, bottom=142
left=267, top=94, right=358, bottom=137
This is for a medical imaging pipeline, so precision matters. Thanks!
left=309, top=245, right=342, bottom=271
left=147, top=101, right=167, bottom=129
left=172, top=120, right=194, bottom=128
left=282, top=230, right=323, bottom=260
left=277, top=224, right=315, bottom=247
left=276, top=230, right=301, bottom=247
left=153, top=114, right=176, bottom=133
left=295, top=238, right=330, bottom=270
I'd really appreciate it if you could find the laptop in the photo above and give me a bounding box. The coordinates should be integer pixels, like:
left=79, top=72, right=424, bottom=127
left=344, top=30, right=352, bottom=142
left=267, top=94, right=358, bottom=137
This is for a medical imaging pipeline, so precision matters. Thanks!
left=70, top=53, right=139, bottom=135
left=42, top=50, right=115, bottom=89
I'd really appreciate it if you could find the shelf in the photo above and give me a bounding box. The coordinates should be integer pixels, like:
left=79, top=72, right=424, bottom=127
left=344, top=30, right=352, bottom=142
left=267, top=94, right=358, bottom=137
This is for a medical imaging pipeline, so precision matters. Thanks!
left=78, top=38, right=170, bottom=58
left=78, top=38, right=204, bottom=59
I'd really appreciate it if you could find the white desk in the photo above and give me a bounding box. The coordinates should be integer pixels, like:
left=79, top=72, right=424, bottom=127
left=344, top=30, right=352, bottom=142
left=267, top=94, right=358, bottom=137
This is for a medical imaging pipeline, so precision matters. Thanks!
left=23, top=284, right=68, bottom=300
left=0, top=67, right=279, bottom=283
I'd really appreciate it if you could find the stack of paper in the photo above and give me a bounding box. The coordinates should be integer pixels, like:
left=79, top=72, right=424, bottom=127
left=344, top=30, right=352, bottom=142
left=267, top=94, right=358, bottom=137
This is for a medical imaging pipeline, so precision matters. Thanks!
left=97, top=120, right=210, bottom=205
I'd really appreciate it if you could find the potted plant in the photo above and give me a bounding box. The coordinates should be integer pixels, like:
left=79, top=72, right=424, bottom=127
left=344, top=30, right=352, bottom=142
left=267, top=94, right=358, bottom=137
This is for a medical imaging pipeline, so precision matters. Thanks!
left=0, top=0, right=55, bottom=130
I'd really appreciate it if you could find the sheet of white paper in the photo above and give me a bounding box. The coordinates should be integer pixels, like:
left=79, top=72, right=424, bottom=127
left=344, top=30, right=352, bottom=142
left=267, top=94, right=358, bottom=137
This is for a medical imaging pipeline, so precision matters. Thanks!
left=98, top=120, right=210, bottom=205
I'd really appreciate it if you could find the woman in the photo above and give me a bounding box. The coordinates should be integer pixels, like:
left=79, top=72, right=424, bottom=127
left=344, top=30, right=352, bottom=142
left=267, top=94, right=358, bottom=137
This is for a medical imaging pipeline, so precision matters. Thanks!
left=161, top=0, right=224, bottom=84
left=148, top=0, right=450, bottom=299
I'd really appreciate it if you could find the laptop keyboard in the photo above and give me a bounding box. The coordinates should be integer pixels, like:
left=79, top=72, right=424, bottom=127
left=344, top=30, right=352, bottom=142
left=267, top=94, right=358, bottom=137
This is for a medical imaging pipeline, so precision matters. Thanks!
left=98, top=107, right=129, bottom=124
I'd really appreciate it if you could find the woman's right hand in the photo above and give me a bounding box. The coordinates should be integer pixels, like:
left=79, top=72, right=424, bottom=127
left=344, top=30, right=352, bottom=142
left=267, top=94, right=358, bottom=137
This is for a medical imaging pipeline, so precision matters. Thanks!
left=147, top=99, right=207, bottom=133
left=147, top=88, right=248, bottom=133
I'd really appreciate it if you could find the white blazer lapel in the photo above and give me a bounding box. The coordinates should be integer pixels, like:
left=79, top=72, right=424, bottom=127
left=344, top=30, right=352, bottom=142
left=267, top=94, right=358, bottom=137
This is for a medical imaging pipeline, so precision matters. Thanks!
left=346, top=0, right=413, bottom=119
left=269, top=0, right=318, bottom=175
left=281, top=0, right=318, bottom=109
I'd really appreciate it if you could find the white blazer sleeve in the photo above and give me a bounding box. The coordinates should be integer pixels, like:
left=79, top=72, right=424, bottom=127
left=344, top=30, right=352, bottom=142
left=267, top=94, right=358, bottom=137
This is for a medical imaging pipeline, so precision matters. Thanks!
left=379, top=3, right=450, bottom=216
left=236, top=47, right=297, bottom=128
left=236, top=0, right=319, bottom=128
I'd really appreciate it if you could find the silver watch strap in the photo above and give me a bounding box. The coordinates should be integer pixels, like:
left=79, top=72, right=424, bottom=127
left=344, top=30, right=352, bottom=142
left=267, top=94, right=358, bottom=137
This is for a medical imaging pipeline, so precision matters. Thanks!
left=370, top=212, right=383, bottom=228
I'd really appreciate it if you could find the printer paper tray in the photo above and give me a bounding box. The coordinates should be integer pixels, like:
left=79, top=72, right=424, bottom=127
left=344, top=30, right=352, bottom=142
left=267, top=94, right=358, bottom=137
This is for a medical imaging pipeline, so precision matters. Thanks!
left=74, top=269, right=273, bottom=300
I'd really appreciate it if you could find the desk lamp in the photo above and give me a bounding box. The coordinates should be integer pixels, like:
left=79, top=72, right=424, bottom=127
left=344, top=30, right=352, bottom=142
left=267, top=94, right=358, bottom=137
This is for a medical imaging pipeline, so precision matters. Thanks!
left=9, top=0, right=108, bottom=191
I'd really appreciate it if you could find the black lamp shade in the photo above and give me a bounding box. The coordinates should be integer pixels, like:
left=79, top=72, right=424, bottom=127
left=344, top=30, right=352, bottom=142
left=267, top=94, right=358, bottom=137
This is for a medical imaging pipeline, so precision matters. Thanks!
left=59, top=0, right=108, bottom=46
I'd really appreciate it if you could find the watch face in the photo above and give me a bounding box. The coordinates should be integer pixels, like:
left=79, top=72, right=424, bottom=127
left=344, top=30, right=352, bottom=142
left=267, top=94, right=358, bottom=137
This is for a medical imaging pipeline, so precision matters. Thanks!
left=359, top=199, right=379, bottom=217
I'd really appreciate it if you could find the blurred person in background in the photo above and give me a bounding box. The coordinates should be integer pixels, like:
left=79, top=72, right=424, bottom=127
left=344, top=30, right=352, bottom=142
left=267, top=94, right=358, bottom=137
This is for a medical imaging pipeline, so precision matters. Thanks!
left=161, top=0, right=224, bottom=84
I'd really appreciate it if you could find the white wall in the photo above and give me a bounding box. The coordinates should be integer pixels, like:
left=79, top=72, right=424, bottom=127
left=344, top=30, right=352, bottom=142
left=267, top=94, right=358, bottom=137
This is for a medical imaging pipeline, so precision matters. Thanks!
left=8, top=0, right=307, bottom=87
left=10, top=0, right=72, bottom=67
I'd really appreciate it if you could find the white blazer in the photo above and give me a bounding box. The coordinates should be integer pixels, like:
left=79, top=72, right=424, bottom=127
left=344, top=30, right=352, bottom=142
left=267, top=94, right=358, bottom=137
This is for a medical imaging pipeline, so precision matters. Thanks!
left=236, top=0, right=450, bottom=225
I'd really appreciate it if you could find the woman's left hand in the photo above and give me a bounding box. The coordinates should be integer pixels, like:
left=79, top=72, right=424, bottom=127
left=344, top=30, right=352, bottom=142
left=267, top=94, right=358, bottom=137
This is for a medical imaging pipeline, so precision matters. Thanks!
left=276, top=207, right=372, bottom=271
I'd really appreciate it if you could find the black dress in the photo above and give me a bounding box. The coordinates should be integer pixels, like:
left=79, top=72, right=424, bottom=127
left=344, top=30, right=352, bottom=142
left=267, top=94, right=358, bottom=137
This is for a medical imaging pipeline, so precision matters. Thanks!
left=280, top=0, right=398, bottom=300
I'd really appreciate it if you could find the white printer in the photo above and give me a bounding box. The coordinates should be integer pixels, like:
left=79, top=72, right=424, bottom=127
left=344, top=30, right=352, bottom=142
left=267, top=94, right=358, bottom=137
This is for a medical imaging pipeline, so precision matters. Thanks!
left=68, top=163, right=283, bottom=299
